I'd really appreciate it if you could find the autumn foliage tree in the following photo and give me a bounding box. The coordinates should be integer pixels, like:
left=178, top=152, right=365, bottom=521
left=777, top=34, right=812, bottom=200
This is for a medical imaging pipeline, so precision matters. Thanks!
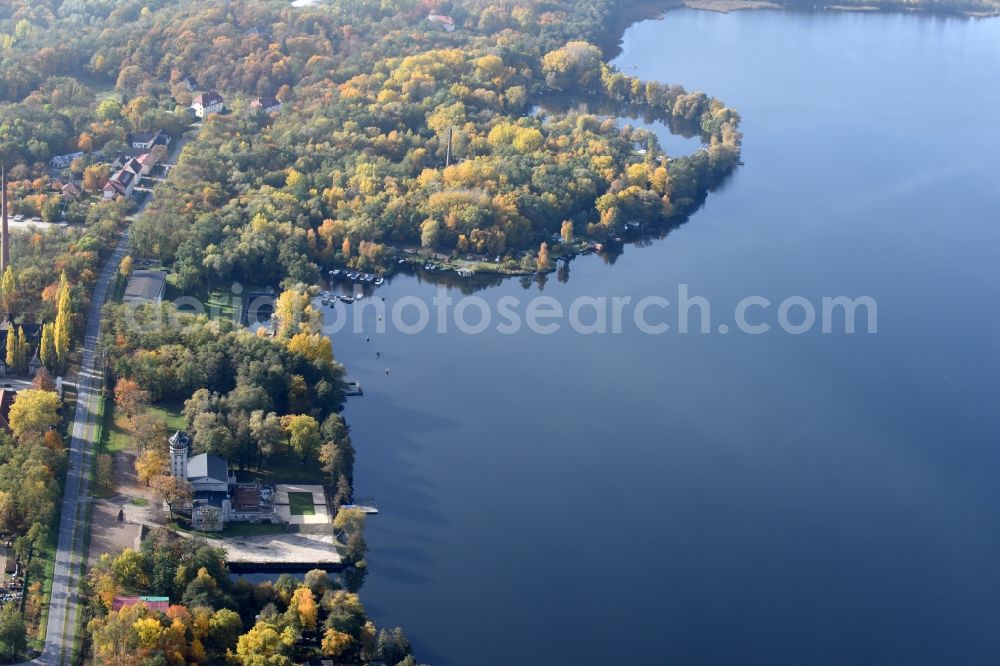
left=536, top=241, right=552, bottom=272
left=53, top=273, right=72, bottom=369
left=135, top=448, right=167, bottom=487
left=114, top=378, right=150, bottom=422
left=7, top=389, right=60, bottom=442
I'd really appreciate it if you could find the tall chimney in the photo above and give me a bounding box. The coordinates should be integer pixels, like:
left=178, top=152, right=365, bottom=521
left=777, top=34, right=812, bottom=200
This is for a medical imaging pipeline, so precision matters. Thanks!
left=445, top=127, right=453, bottom=168
left=1, top=164, right=8, bottom=273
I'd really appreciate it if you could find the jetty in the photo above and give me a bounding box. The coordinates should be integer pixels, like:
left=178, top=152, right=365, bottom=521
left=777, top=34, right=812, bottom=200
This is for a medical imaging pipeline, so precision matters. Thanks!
left=341, top=499, right=379, bottom=514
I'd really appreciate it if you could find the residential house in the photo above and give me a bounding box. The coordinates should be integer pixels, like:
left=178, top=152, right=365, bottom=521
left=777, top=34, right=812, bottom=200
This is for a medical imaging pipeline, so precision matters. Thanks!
left=250, top=95, right=282, bottom=113
left=27, top=352, right=41, bottom=376
left=126, top=129, right=171, bottom=152
left=102, top=157, right=143, bottom=201
left=102, top=168, right=136, bottom=201
left=135, top=152, right=158, bottom=177
left=427, top=13, right=456, bottom=32
left=0, top=324, right=43, bottom=377
left=191, top=91, right=224, bottom=118
left=61, top=182, right=80, bottom=198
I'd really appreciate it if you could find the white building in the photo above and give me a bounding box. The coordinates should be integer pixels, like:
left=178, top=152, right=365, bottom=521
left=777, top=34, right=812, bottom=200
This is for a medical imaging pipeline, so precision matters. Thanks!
left=191, top=91, right=224, bottom=118
left=126, top=129, right=171, bottom=152
left=250, top=95, right=282, bottom=114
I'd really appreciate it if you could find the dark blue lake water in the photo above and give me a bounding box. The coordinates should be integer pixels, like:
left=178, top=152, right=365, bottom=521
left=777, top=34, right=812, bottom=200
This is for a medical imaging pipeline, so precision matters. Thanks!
left=332, top=9, right=1000, bottom=664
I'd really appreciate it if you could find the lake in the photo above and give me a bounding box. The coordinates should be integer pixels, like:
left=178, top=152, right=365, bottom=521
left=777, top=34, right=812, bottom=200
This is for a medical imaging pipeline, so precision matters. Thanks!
left=333, top=8, right=1000, bottom=665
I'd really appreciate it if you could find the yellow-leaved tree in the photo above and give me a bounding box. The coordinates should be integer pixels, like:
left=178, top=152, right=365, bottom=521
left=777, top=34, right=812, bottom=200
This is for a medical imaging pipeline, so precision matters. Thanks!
left=53, top=273, right=72, bottom=369
left=273, top=286, right=322, bottom=339
left=235, top=621, right=296, bottom=666
left=8, top=389, right=60, bottom=442
left=288, top=586, right=318, bottom=631
left=286, top=332, right=333, bottom=365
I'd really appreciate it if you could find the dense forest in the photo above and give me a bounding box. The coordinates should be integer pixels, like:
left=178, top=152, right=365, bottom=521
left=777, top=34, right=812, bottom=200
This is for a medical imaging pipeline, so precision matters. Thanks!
left=101, top=290, right=356, bottom=495
left=0, top=0, right=743, bottom=288
left=81, top=528, right=418, bottom=665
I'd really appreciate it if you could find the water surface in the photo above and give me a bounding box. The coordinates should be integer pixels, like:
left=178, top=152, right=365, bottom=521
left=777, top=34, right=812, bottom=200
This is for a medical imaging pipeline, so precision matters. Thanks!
left=336, top=9, right=1000, bottom=664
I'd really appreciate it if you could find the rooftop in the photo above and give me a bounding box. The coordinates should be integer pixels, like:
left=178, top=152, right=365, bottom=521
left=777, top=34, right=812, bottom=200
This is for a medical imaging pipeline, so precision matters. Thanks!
left=188, top=452, right=230, bottom=484
left=112, top=596, right=170, bottom=612
left=193, top=91, right=223, bottom=106
left=123, top=270, right=166, bottom=305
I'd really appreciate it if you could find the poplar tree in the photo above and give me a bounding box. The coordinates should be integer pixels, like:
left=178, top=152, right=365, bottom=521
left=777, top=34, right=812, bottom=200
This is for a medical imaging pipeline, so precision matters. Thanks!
left=0, top=267, right=13, bottom=317
left=54, top=273, right=72, bottom=368
left=4, top=327, right=14, bottom=371
left=15, top=326, right=27, bottom=374
left=40, top=323, right=56, bottom=370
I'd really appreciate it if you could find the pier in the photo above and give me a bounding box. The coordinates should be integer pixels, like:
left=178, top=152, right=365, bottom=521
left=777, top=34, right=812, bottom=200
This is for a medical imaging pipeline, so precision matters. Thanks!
left=341, top=499, right=379, bottom=514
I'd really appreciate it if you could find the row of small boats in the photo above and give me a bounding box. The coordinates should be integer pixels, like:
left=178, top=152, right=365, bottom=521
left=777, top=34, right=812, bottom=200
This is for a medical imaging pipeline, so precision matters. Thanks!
left=329, top=268, right=384, bottom=286
left=320, top=291, right=356, bottom=305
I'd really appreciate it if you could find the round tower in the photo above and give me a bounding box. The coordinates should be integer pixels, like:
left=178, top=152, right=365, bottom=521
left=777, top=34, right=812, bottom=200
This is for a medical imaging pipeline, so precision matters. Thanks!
left=169, top=431, right=190, bottom=479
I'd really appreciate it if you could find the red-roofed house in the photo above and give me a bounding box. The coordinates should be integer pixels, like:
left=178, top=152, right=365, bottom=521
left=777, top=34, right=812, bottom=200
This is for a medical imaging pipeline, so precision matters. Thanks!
left=427, top=13, right=456, bottom=32
left=103, top=157, right=143, bottom=201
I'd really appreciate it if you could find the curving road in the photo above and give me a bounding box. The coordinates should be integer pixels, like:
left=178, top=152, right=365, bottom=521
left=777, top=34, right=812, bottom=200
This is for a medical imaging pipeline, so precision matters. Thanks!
left=28, top=229, right=131, bottom=665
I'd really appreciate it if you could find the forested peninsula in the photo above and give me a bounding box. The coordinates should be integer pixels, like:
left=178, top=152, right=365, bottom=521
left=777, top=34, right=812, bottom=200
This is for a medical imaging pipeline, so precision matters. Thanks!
left=1, top=0, right=743, bottom=286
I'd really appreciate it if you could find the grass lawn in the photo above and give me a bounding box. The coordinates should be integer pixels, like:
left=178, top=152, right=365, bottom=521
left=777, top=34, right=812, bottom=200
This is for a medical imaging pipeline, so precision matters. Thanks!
left=164, top=275, right=241, bottom=322
left=148, top=403, right=186, bottom=432
left=22, top=503, right=60, bottom=657
left=97, top=399, right=132, bottom=456
left=288, top=492, right=316, bottom=516
left=99, top=402, right=184, bottom=455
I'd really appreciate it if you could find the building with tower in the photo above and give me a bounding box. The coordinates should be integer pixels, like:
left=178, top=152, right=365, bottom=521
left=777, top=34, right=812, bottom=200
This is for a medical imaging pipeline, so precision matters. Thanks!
left=168, top=430, right=277, bottom=531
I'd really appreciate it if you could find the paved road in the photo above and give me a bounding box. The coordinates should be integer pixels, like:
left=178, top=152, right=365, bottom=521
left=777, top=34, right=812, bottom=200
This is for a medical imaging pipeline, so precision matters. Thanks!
left=29, top=230, right=130, bottom=665
left=26, top=129, right=194, bottom=665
